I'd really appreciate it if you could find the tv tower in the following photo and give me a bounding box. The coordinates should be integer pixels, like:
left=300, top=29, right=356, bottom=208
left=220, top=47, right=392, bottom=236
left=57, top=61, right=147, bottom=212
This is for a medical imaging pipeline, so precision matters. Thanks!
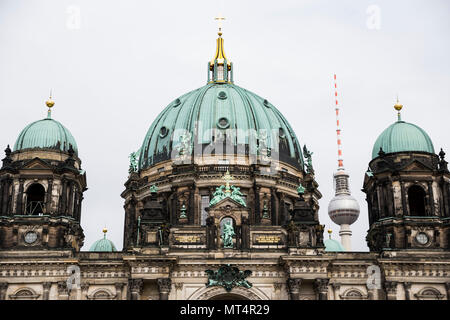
left=327, top=74, right=360, bottom=251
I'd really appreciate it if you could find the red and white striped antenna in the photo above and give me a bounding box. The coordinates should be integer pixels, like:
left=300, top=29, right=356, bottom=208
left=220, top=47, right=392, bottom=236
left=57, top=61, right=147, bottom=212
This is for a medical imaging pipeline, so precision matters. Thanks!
left=334, top=74, right=344, bottom=170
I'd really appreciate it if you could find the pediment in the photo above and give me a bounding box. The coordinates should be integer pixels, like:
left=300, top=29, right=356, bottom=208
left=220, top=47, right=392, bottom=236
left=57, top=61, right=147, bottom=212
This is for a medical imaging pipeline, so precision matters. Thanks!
left=402, top=159, right=433, bottom=172
left=22, top=158, right=53, bottom=170
left=209, top=196, right=246, bottom=210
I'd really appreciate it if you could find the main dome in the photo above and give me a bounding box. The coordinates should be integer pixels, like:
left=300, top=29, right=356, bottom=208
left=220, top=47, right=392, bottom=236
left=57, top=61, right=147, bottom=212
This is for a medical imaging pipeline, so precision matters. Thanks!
left=138, top=83, right=304, bottom=170
left=14, top=116, right=78, bottom=155
left=371, top=120, right=434, bottom=159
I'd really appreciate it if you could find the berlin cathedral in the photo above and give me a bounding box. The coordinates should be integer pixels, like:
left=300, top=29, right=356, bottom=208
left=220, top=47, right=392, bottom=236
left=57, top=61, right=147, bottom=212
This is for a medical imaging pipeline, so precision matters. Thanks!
left=0, top=27, right=449, bottom=301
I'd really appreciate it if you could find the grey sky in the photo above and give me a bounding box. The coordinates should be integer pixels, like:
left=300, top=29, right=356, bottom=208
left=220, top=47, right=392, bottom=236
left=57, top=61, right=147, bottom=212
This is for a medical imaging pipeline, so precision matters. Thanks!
left=0, top=0, right=448, bottom=251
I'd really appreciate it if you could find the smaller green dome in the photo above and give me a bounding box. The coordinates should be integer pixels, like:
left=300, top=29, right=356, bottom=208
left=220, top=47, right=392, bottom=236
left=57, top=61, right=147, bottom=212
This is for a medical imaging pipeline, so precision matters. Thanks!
left=324, top=239, right=345, bottom=252
left=14, top=117, right=78, bottom=155
left=90, top=231, right=117, bottom=252
left=372, top=120, right=434, bottom=159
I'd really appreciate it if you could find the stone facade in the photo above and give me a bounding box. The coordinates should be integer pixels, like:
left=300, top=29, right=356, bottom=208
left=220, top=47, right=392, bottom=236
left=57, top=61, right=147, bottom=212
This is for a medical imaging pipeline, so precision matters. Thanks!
left=0, top=144, right=449, bottom=300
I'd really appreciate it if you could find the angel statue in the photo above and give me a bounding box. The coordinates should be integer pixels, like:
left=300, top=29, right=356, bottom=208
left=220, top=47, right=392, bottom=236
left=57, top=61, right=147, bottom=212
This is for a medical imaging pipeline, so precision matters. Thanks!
left=128, top=151, right=139, bottom=173
left=303, top=145, right=314, bottom=174
left=221, top=220, right=235, bottom=248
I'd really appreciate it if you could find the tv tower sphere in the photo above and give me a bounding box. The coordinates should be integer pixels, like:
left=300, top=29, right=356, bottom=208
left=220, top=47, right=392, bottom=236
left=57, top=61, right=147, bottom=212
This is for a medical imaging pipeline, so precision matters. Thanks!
left=328, top=170, right=360, bottom=225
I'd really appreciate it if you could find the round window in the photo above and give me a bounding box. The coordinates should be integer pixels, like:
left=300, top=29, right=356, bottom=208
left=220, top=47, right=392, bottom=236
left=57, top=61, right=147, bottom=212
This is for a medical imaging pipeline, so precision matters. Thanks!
left=159, top=126, right=169, bottom=138
left=218, top=91, right=227, bottom=100
left=217, top=117, right=230, bottom=129
left=263, top=99, right=270, bottom=108
left=173, top=98, right=181, bottom=108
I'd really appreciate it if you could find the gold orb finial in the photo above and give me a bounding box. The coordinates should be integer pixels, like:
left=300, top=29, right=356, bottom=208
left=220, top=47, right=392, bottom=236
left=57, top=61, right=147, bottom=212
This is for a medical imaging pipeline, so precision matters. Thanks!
left=394, top=96, right=403, bottom=121
left=394, top=98, right=403, bottom=111
left=102, top=228, right=108, bottom=234
left=46, top=98, right=55, bottom=108
left=327, top=229, right=332, bottom=234
left=46, top=90, right=55, bottom=108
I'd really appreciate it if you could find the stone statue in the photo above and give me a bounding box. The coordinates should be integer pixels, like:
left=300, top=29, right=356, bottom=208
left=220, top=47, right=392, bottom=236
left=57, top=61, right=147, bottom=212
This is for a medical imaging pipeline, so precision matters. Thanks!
left=209, top=185, right=226, bottom=207
left=129, top=151, right=139, bottom=173
left=230, top=186, right=246, bottom=207
left=221, top=220, right=235, bottom=248
left=303, top=145, right=314, bottom=174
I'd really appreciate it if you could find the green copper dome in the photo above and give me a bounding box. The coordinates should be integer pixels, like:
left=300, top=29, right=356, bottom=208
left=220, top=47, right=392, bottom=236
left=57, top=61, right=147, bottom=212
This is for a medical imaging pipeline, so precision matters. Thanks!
left=371, top=120, right=434, bottom=159
left=89, top=231, right=117, bottom=252
left=14, top=116, right=78, bottom=155
left=138, top=83, right=304, bottom=170
left=324, top=238, right=345, bottom=252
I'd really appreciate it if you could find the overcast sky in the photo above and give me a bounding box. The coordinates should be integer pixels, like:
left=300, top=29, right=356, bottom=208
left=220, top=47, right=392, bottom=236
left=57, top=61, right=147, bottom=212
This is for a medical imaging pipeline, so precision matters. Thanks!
left=0, top=0, right=449, bottom=251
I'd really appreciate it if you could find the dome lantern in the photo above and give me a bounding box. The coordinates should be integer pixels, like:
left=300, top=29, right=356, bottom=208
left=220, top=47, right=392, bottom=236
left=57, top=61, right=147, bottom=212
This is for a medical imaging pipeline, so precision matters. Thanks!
left=208, top=16, right=233, bottom=84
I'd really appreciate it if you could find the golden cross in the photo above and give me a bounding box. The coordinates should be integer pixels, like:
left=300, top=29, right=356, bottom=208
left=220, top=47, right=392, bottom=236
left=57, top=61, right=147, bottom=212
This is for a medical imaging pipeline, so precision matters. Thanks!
left=222, top=169, right=233, bottom=190
left=215, top=15, right=225, bottom=35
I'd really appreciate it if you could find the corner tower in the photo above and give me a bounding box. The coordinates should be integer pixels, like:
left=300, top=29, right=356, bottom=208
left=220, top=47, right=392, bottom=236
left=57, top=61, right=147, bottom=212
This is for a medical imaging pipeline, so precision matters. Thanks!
left=363, top=100, right=450, bottom=251
left=0, top=97, right=87, bottom=251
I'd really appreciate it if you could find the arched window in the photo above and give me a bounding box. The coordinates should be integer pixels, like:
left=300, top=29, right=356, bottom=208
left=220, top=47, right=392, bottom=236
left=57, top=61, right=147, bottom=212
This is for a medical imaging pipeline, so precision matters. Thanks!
left=408, top=185, right=426, bottom=216
left=25, top=184, right=45, bottom=215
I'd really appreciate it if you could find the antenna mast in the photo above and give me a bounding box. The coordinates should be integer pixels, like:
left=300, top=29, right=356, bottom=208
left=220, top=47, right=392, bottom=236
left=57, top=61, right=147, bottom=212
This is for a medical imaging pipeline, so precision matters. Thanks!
left=334, top=74, right=344, bottom=170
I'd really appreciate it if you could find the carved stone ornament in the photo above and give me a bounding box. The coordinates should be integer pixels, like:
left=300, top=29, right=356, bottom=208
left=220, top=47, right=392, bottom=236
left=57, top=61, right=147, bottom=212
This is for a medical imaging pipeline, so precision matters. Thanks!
left=157, top=278, right=172, bottom=293
left=205, top=264, right=252, bottom=292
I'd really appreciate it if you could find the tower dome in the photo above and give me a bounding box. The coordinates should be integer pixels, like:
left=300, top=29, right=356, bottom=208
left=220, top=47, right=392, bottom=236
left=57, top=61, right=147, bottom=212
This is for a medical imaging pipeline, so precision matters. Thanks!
left=137, top=31, right=303, bottom=171
left=371, top=101, right=434, bottom=159
left=324, top=229, right=345, bottom=252
left=90, top=229, right=117, bottom=252
left=13, top=99, right=78, bottom=155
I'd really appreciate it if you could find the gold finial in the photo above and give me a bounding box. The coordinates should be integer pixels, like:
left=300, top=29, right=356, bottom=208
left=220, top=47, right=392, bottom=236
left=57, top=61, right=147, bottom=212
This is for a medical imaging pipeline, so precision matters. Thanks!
left=394, top=96, right=403, bottom=121
left=103, top=228, right=108, bottom=234
left=215, top=15, right=225, bottom=36
left=327, top=228, right=333, bottom=239
left=46, top=90, right=55, bottom=108
left=45, top=90, right=54, bottom=119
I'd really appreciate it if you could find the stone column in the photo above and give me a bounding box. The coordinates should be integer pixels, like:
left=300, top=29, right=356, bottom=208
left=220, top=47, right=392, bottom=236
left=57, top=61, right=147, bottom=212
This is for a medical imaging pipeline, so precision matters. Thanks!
left=42, top=282, right=52, bottom=300
left=59, top=179, right=67, bottom=214
left=384, top=281, right=398, bottom=300
left=286, top=278, right=302, bottom=300
left=445, top=282, right=450, bottom=300
left=81, top=283, right=89, bottom=300
left=16, top=179, right=24, bottom=215
left=67, top=181, right=74, bottom=217
left=157, top=278, right=172, bottom=300
left=428, top=181, right=435, bottom=216
left=130, top=279, right=143, bottom=300
left=0, top=282, right=8, bottom=300
left=46, top=179, right=53, bottom=214
left=314, top=278, right=329, bottom=300
left=400, top=181, right=408, bottom=216
left=332, top=283, right=341, bottom=300
left=115, top=283, right=124, bottom=300
left=57, top=281, right=69, bottom=300
left=403, top=282, right=412, bottom=300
